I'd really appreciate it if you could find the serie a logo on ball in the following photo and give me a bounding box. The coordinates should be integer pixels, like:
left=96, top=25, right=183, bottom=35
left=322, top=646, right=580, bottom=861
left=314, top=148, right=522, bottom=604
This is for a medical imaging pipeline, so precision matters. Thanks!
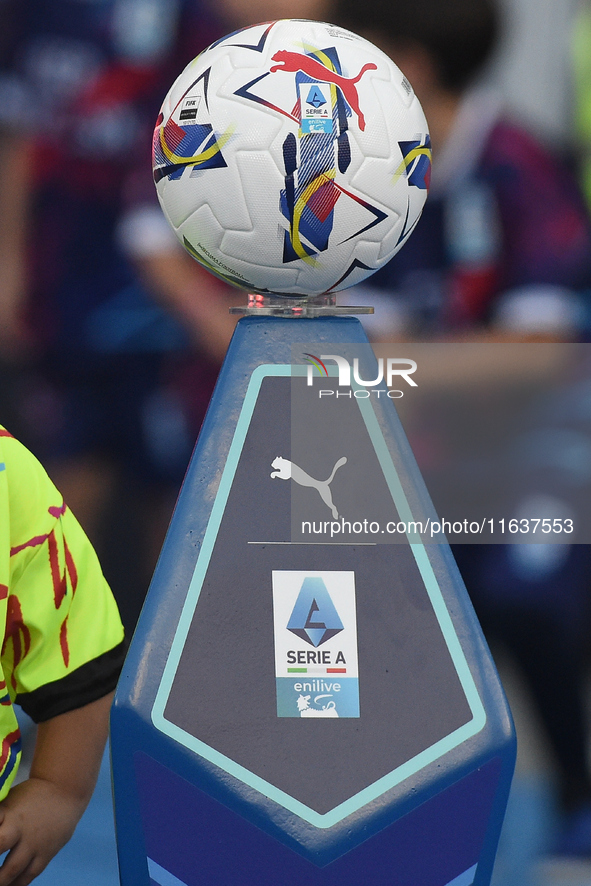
left=153, top=19, right=431, bottom=297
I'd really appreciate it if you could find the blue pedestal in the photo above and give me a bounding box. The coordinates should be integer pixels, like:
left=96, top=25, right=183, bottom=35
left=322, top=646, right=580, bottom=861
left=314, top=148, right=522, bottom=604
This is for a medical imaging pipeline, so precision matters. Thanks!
left=111, top=316, right=516, bottom=886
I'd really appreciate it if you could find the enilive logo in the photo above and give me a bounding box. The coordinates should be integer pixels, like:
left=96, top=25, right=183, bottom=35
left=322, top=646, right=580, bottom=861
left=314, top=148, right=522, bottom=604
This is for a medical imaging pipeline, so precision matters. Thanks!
left=304, top=353, right=418, bottom=398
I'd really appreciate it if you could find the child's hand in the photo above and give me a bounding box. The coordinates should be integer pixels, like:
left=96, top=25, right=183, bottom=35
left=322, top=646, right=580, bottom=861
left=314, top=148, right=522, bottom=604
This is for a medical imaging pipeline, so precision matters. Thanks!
left=0, top=691, right=114, bottom=885
left=0, top=776, right=85, bottom=886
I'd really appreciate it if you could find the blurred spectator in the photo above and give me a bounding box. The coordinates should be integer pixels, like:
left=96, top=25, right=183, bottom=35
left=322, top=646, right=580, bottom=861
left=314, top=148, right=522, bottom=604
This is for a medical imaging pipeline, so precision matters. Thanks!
left=0, top=0, right=247, bottom=632
left=0, top=0, right=334, bottom=631
left=337, top=0, right=591, bottom=341
left=336, top=0, right=591, bottom=858
left=491, top=0, right=580, bottom=148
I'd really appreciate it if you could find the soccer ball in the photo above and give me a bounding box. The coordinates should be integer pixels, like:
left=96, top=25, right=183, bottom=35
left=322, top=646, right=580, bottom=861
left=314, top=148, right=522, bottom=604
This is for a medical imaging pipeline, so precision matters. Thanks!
left=153, top=19, right=431, bottom=298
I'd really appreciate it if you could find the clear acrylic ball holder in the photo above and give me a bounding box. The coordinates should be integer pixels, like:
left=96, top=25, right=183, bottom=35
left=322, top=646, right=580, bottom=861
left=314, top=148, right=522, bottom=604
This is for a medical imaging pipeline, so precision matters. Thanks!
left=229, top=292, right=374, bottom=316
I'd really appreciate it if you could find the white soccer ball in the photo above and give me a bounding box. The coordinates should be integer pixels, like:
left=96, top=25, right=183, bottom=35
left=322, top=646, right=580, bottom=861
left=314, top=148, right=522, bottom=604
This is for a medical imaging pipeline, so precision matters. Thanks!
left=153, top=19, right=431, bottom=297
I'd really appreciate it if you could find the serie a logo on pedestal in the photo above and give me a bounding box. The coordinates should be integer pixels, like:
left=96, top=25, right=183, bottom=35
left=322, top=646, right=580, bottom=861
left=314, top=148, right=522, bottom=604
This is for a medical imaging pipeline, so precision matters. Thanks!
left=272, top=571, right=360, bottom=718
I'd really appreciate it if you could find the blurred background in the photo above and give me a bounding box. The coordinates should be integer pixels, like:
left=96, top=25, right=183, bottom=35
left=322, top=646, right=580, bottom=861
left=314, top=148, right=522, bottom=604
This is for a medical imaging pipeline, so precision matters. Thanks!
left=2, top=0, right=591, bottom=883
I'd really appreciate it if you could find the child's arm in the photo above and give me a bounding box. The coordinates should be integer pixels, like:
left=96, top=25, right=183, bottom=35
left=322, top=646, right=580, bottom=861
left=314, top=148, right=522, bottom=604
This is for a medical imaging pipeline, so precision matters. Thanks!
left=0, top=691, right=114, bottom=886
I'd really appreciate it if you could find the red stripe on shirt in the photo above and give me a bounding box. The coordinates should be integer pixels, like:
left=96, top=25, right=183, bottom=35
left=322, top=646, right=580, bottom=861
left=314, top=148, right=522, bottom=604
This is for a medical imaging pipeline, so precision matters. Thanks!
left=64, top=538, right=78, bottom=597
left=48, top=530, right=67, bottom=609
left=10, top=534, right=50, bottom=557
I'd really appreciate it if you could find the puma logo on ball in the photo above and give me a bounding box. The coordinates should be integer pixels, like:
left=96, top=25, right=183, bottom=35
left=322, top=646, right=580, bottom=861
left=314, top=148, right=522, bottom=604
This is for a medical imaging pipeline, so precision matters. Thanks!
left=270, top=50, right=377, bottom=130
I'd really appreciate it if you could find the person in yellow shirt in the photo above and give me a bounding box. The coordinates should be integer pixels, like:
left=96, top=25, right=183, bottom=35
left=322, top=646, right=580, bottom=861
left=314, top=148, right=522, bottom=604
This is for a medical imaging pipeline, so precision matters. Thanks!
left=0, top=426, right=125, bottom=885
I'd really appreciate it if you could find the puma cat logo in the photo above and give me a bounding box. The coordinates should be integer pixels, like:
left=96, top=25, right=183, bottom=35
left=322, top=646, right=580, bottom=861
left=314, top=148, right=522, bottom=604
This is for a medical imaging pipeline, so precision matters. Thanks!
left=271, top=456, right=347, bottom=519
left=269, top=50, right=377, bottom=131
